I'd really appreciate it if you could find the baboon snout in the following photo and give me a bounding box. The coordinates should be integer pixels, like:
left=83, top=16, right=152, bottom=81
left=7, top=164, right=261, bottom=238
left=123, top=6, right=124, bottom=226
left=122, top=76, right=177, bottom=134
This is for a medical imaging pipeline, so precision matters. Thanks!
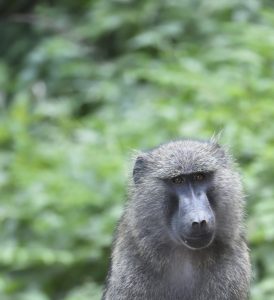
left=190, top=214, right=215, bottom=237
left=175, top=212, right=215, bottom=249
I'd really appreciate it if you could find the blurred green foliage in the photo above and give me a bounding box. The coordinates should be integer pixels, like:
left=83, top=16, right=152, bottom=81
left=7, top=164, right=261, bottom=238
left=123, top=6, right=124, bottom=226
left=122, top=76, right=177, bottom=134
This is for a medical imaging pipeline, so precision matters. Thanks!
left=1, top=0, right=274, bottom=299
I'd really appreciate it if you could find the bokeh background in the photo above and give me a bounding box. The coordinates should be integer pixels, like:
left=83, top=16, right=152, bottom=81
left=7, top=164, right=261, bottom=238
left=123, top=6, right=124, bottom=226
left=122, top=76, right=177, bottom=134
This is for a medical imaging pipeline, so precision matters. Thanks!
left=1, top=0, right=274, bottom=299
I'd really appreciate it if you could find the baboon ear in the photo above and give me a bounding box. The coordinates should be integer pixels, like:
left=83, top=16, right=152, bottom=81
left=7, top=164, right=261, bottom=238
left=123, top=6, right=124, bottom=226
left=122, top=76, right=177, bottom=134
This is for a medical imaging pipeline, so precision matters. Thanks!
left=133, top=156, right=147, bottom=184
left=211, top=142, right=227, bottom=164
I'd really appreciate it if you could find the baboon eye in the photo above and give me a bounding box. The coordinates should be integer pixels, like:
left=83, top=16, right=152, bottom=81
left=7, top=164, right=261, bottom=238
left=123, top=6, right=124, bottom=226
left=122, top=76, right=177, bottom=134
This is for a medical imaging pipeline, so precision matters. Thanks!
left=193, top=173, right=205, bottom=181
left=171, top=175, right=185, bottom=184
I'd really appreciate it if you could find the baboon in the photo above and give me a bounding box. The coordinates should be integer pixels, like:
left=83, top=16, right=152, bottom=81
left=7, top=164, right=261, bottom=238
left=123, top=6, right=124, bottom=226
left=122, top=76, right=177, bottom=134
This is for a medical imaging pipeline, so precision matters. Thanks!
left=103, top=139, right=251, bottom=300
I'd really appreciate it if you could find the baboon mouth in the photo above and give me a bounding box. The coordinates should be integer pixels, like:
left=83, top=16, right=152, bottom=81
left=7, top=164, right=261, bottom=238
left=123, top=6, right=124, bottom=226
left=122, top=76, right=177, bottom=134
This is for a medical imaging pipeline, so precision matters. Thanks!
left=186, top=233, right=213, bottom=240
left=181, top=233, right=214, bottom=250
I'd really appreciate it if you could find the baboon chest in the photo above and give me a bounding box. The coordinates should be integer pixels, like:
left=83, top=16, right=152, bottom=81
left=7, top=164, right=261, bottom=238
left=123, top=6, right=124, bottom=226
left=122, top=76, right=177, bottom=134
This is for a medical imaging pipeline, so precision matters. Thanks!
left=162, top=261, right=200, bottom=299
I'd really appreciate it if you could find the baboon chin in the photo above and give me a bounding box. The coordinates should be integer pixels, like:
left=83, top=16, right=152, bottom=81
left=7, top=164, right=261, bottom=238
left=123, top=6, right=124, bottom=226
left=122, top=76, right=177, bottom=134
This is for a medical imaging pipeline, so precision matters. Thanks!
left=103, top=139, right=251, bottom=300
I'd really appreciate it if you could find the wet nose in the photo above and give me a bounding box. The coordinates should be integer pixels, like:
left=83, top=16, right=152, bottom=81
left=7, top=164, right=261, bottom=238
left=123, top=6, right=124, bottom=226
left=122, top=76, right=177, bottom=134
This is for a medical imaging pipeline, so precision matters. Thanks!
left=191, top=217, right=213, bottom=236
left=192, top=220, right=207, bottom=232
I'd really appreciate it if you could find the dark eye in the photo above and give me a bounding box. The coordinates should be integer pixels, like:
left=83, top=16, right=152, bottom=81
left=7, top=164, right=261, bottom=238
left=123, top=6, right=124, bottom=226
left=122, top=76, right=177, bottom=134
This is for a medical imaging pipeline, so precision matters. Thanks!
left=171, top=175, right=185, bottom=184
left=193, top=173, right=205, bottom=181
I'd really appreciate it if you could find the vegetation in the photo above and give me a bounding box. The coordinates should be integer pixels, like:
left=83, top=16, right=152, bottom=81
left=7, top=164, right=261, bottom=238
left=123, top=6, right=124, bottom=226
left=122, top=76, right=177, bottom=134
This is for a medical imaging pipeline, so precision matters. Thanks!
left=1, top=0, right=274, bottom=299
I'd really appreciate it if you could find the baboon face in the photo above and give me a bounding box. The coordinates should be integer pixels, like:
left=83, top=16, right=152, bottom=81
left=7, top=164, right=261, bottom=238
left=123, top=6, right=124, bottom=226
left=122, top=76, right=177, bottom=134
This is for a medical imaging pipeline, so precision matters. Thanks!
left=132, top=140, right=241, bottom=251
left=165, top=171, right=215, bottom=249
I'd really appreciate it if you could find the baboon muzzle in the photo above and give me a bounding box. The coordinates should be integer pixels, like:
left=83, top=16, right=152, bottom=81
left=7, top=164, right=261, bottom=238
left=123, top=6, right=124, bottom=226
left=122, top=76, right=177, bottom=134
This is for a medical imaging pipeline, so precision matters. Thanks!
left=174, top=184, right=215, bottom=249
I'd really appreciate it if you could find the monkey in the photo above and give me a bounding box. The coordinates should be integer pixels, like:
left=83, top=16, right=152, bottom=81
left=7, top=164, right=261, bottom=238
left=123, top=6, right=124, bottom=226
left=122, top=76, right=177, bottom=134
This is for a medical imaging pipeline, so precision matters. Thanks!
left=103, top=139, right=251, bottom=300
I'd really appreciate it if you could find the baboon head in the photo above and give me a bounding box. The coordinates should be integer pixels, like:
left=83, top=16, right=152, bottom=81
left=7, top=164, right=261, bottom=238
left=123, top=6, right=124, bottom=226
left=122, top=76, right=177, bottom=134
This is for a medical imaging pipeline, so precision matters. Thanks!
left=130, top=140, right=244, bottom=251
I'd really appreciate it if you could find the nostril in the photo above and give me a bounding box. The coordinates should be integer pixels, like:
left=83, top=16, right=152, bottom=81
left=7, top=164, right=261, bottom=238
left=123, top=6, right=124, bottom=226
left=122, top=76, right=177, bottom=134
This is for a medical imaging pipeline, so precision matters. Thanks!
left=200, top=220, right=207, bottom=228
left=192, top=221, right=199, bottom=229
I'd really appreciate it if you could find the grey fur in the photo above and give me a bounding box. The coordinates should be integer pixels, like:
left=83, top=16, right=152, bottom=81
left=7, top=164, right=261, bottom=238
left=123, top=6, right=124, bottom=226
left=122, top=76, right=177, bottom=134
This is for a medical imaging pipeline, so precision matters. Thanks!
left=103, top=139, right=251, bottom=300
